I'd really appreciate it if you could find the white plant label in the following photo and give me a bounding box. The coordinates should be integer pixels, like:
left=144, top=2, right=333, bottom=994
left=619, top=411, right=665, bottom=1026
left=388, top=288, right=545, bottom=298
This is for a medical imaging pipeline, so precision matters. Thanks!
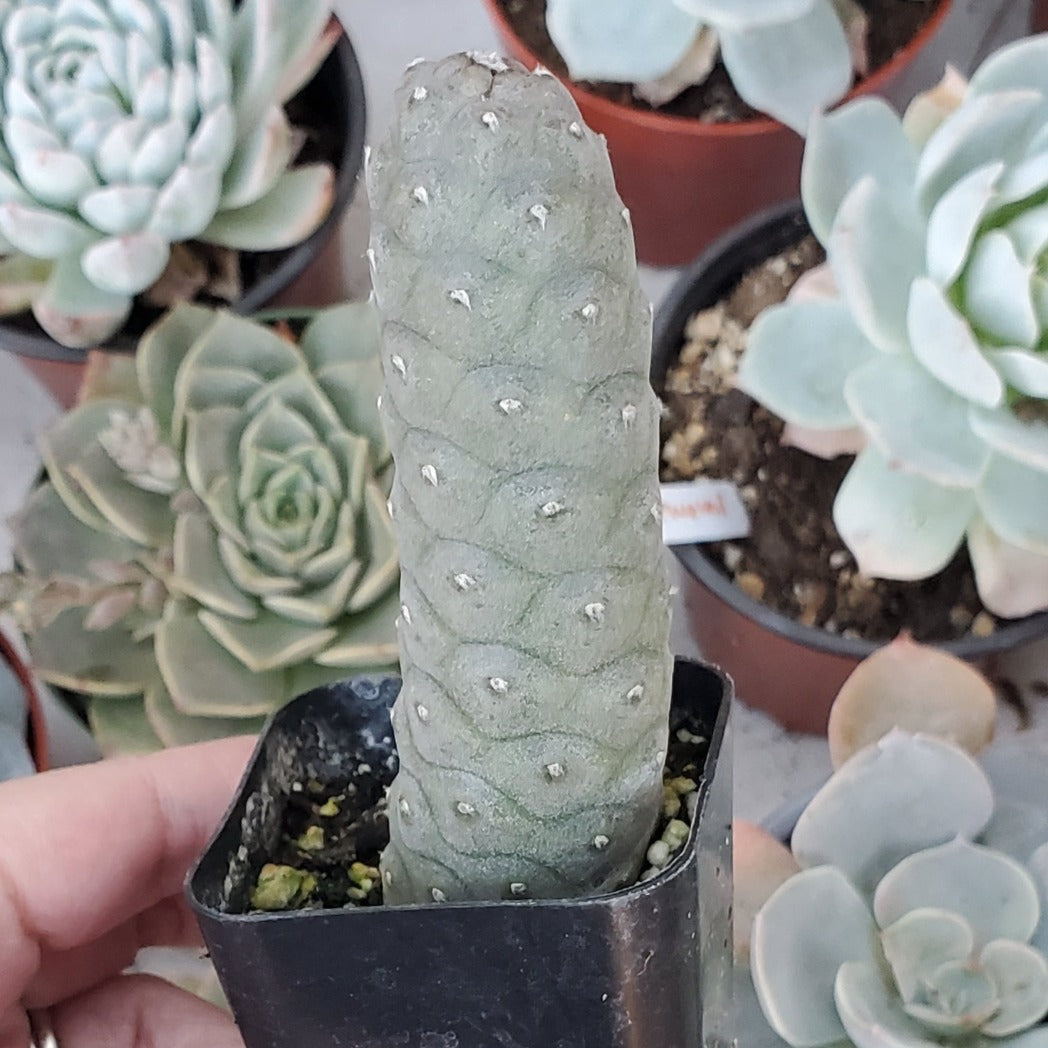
left=660, top=480, right=751, bottom=546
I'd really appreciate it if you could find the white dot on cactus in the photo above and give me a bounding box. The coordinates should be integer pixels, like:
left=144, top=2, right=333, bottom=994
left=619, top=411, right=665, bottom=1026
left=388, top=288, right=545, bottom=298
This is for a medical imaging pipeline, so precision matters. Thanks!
left=482, top=111, right=499, bottom=130
left=510, top=882, right=528, bottom=896
left=668, top=584, right=679, bottom=597
left=399, top=797, right=412, bottom=818
left=650, top=502, right=662, bottom=522
left=568, top=121, right=583, bottom=138
left=456, top=800, right=477, bottom=817
left=365, top=249, right=376, bottom=273
left=411, top=186, right=429, bottom=205
left=489, top=677, right=509, bottom=694
left=453, top=572, right=477, bottom=591
left=580, top=303, right=598, bottom=320
left=656, top=750, right=666, bottom=766
left=541, top=500, right=564, bottom=518
left=401, top=603, right=413, bottom=625
left=387, top=498, right=395, bottom=519
left=391, top=354, right=407, bottom=379
left=431, top=887, right=447, bottom=903
left=621, top=404, right=637, bottom=429
left=584, top=601, right=606, bottom=624
left=406, top=56, right=425, bottom=69
left=532, top=65, right=554, bottom=77
left=593, top=834, right=610, bottom=850
left=498, top=397, right=524, bottom=414
left=411, top=85, right=428, bottom=102
left=421, top=464, right=439, bottom=486
left=415, top=703, right=430, bottom=723
left=468, top=51, right=509, bottom=73
left=376, top=394, right=383, bottom=410
left=528, top=204, right=548, bottom=229
left=384, top=869, right=394, bottom=886
left=364, top=144, right=372, bottom=165
left=627, top=684, right=644, bottom=703
left=449, top=289, right=472, bottom=310
left=545, top=762, right=565, bottom=780
left=621, top=207, right=631, bottom=226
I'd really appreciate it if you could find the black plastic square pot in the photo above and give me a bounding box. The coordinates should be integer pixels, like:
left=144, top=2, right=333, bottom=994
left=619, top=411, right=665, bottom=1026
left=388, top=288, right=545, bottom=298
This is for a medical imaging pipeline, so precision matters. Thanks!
left=188, top=658, right=733, bottom=1048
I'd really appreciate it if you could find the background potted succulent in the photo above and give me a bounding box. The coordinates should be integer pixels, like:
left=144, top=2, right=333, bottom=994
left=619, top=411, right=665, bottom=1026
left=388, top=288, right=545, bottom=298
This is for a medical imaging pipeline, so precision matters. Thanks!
left=734, top=636, right=1048, bottom=1048
left=483, top=0, right=953, bottom=265
left=0, top=0, right=367, bottom=405
left=1, top=301, right=400, bottom=754
left=187, top=53, right=732, bottom=1048
left=653, top=34, right=1048, bottom=733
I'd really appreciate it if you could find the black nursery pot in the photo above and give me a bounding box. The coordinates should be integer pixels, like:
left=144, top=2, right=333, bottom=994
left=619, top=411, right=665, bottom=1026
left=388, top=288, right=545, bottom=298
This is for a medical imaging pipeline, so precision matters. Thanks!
left=650, top=200, right=1048, bottom=735
left=1, top=24, right=367, bottom=366
left=188, top=658, right=733, bottom=1048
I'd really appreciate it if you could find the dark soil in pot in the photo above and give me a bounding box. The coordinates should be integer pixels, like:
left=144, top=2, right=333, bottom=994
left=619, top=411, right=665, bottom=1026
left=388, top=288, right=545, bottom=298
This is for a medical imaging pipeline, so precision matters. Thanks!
left=496, top=0, right=946, bottom=122
left=2, top=28, right=366, bottom=365
left=657, top=214, right=1003, bottom=647
left=230, top=701, right=712, bottom=913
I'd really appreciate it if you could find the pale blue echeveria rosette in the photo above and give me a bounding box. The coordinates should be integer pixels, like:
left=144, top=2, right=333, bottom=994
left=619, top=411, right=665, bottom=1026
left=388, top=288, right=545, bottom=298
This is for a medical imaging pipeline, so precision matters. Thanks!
left=0, top=0, right=340, bottom=348
left=739, top=36, right=1048, bottom=618
left=5, top=303, right=399, bottom=753
left=748, top=731, right=1048, bottom=1048
left=544, top=0, right=928, bottom=133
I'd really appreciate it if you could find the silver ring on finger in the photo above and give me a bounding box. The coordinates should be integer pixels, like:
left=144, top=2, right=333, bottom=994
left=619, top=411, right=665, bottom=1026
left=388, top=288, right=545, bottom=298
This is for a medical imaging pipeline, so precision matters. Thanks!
left=27, top=1008, right=60, bottom=1048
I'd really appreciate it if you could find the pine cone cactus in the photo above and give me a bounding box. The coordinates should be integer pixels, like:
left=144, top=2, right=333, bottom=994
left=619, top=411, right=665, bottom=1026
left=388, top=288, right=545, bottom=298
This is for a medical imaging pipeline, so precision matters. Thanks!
left=368, top=53, right=673, bottom=905
left=6, top=303, right=399, bottom=753
left=0, top=0, right=340, bottom=349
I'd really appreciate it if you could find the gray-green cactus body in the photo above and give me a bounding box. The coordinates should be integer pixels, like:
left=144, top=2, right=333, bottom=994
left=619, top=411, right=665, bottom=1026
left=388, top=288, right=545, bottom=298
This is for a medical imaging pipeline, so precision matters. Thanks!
left=367, top=54, right=673, bottom=905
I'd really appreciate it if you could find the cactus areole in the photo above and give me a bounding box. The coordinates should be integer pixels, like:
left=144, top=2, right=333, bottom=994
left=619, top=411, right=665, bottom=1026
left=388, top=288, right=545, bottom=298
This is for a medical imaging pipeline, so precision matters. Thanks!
left=367, top=53, right=674, bottom=905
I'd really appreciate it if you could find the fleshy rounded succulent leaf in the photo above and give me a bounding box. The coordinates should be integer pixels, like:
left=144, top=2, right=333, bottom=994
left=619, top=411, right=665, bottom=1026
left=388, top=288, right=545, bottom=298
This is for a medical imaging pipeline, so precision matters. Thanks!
left=751, top=866, right=875, bottom=1048
left=978, top=939, right=1048, bottom=1036
left=792, top=731, right=994, bottom=893
left=874, top=838, right=1041, bottom=947
left=880, top=908, right=974, bottom=1005
left=826, top=633, right=995, bottom=771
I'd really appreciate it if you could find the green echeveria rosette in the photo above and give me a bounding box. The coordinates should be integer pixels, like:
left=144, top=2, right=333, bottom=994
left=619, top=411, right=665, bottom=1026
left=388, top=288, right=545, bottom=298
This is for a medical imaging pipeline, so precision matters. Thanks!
left=748, top=732, right=1048, bottom=1048
left=0, top=0, right=338, bottom=349
left=739, top=35, right=1048, bottom=618
left=10, top=302, right=399, bottom=753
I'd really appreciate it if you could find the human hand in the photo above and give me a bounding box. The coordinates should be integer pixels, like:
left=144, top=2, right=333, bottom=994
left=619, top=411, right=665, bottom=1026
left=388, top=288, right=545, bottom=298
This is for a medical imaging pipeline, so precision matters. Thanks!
left=0, top=736, right=255, bottom=1047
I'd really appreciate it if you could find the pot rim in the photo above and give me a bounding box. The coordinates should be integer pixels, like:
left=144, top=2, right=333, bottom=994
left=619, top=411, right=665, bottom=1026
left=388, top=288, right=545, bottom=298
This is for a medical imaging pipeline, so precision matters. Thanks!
left=188, top=658, right=732, bottom=922
left=0, top=17, right=367, bottom=365
left=0, top=628, right=47, bottom=772
left=481, top=0, right=953, bottom=138
left=650, top=199, right=1048, bottom=663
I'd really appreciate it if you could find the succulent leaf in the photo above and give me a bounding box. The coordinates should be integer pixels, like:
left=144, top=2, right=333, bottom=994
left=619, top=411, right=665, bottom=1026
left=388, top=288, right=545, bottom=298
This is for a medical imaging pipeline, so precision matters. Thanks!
left=792, top=732, right=994, bottom=893
left=751, top=866, right=875, bottom=1047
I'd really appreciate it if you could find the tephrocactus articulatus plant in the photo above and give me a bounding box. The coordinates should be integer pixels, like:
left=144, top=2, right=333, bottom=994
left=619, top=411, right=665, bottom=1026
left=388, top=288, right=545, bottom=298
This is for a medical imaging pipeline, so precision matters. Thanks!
left=366, top=52, right=673, bottom=905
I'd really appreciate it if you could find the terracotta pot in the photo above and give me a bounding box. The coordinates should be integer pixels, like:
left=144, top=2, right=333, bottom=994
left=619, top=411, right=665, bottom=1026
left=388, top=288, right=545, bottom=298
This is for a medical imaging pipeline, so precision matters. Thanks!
left=2, top=22, right=367, bottom=408
left=482, top=0, right=953, bottom=268
left=650, top=200, right=1048, bottom=735
left=1034, top=1, right=1048, bottom=32
left=0, top=629, right=47, bottom=772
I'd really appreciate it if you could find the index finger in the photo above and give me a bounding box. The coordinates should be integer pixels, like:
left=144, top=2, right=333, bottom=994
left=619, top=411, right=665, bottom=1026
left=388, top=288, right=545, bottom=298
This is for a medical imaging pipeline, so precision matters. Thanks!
left=0, top=735, right=254, bottom=1010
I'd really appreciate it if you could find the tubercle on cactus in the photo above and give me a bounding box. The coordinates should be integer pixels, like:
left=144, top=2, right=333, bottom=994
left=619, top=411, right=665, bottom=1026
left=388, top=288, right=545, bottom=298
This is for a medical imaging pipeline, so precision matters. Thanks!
left=367, top=52, right=672, bottom=905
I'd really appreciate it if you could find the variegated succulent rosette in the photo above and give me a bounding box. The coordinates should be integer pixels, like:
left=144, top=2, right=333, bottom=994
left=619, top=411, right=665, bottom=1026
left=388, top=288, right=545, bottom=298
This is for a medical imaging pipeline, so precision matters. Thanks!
left=6, top=302, right=399, bottom=753
left=739, top=36, right=1048, bottom=618
left=0, top=0, right=340, bottom=348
